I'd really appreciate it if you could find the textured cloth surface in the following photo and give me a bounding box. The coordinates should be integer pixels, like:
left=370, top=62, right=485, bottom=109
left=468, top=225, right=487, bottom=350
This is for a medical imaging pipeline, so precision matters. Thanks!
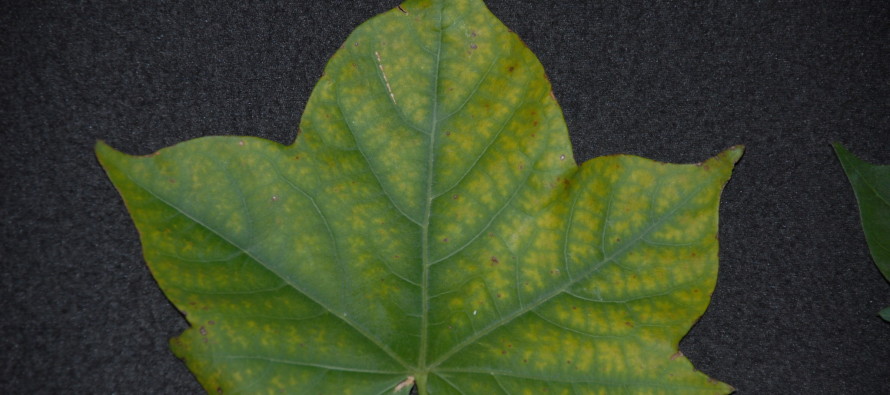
left=2, top=1, right=889, bottom=393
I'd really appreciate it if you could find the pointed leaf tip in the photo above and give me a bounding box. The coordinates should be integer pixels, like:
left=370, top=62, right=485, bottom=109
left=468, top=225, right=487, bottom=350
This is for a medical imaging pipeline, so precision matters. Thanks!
left=724, top=145, right=745, bottom=164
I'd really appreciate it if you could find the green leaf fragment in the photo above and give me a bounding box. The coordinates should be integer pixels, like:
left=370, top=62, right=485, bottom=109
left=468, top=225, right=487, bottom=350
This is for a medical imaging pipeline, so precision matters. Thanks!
left=833, top=143, right=890, bottom=321
left=97, top=0, right=741, bottom=393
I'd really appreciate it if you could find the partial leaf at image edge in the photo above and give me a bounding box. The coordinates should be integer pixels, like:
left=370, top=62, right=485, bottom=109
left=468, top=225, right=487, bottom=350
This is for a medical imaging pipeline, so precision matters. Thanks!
left=834, top=143, right=890, bottom=321
left=97, top=0, right=741, bottom=393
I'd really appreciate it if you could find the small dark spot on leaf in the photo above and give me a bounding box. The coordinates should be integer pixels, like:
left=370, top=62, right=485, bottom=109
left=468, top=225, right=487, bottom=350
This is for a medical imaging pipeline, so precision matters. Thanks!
left=507, top=66, right=515, bottom=72
left=571, top=306, right=577, bottom=310
left=496, top=293, right=502, bottom=298
left=470, top=31, right=477, bottom=37
left=501, top=350, right=506, bottom=354
left=445, top=131, right=451, bottom=136
left=238, top=140, right=245, bottom=146
left=217, top=387, right=223, bottom=394
left=490, top=256, right=499, bottom=265
left=271, top=195, right=279, bottom=202
left=452, top=194, right=459, bottom=200
left=442, top=238, right=449, bottom=242
left=523, top=359, right=528, bottom=363
left=566, top=360, right=572, bottom=364
left=397, top=5, right=407, bottom=13
left=625, top=321, right=634, bottom=328
left=293, top=155, right=300, bottom=160
left=199, top=326, right=207, bottom=336
left=533, top=121, right=538, bottom=126
left=470, top=43, right=477, bottom=49
left=353, top=41, right=359, bottom=47
left=208, top=320, right=215, bottom=325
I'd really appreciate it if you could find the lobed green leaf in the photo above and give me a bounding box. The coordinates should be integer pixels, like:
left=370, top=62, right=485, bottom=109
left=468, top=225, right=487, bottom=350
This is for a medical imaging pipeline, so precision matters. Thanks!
left=97, top=0, right=741, bottom=393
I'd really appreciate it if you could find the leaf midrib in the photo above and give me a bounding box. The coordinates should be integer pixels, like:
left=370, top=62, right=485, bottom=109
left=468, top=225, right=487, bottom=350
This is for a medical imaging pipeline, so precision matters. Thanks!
left=418, top=1, right=447, bottom=372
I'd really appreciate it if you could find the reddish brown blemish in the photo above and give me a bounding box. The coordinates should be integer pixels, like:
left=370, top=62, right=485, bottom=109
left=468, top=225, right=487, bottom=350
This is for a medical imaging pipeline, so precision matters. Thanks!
left=501, top=350, right=507, bottom=354
left=442, top=238, right=449, bottom=242
left=490, top=256, right=499, bottom=265
left=670, top=351, right=683, bottom=360
left=625, top=321, right=634, bottom=328
left=452, top=194, right=459, bottom=200
left=208, top=320, right=215, bottom=325
left=397, top=5, right=407, bottom=13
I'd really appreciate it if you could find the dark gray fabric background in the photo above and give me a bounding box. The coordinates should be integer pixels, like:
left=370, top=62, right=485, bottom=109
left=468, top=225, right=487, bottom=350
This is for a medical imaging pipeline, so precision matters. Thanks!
left=2, top=0, right=889, bottom=393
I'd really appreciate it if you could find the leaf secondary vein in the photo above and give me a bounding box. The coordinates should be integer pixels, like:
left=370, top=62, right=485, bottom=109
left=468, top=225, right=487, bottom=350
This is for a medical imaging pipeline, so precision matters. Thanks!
left=117, top=169, right=412, bottom=371
left=428, top=171, right=716, bottom=369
